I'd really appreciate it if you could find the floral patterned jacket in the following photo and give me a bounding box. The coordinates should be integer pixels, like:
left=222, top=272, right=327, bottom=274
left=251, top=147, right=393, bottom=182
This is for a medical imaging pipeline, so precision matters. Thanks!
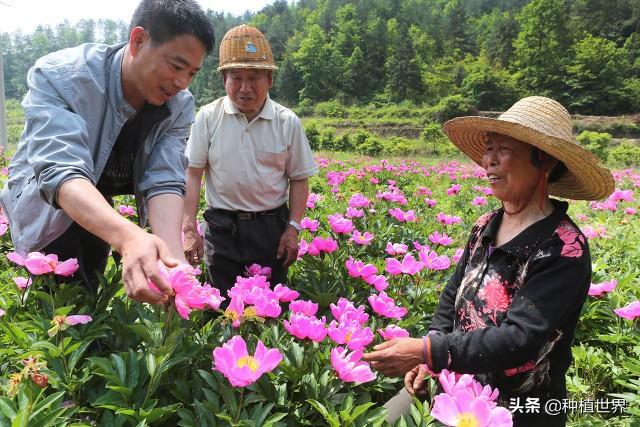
left=428, top=199, right=590, bottom=404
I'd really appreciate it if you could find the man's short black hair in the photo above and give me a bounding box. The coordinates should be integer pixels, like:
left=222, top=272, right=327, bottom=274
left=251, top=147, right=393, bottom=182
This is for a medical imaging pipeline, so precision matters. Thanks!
left=130, top=0, right=215, bottom=53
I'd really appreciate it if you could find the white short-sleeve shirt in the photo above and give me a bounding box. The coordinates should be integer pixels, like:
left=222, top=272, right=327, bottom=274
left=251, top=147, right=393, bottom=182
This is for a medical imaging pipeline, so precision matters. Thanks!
left=186, top=96, right=318, bottom=211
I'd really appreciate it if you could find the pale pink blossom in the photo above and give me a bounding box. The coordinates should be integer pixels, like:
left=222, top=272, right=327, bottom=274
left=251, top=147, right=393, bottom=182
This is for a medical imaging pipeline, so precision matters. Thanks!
left=385, top=253, right=423, bottom=276
left=213, top=335, right=282, bottom=387
left=582, top=225, right=607, bottom=239
left=388, top=208, right=416, bottom=222
left=65, top=315, right=93, bottom=325
left=328, top=320, right=374, bottom=350
left=453, top=248, right=464, bottom=263
left=345, top=207, right=365, bottom=218
left=625, top=207, right=637, bottom=215
left=472, top=196, right=488, bottom=206
left=330, top=298, right=369, bottom=325
left=118, top=205, right=136, bottom=216
left=363, top=274, right=390, bottom=292
left=378, top=325, right=410, bottom=340
left=12, top=276, right=32, bottom=290
left=224, top=296, right=245, bottom=328
left=273, top=284, right=299, bottom=302
left=6, top=252, right=25, bottom=266
left=431, top=389, right=512, bottom=426
left=609, top=189, right=633, bottom=202
left=446, top=184, right=461, bottom=196
left=23, top=252, right=79, bottom=276
left=346, top=257, right=377, bottom=279
left=368, top=292, right=408, bottom=319
left=348, top=193, right=371, bottom=208
left=350, top=230, right=374, bottom=245
left=330, top=347, right=376, bottom=383
left=437, top=212, right=462, bottom=225
left=385, top=242, right=408, bottom=256
left=429, top=231, right=453, bottom=246
left=284, top=313, right=327, bottom=342
left=424, top=197, right=437, bottom=207
left=614, top=301, right=640, bottom=320
left=0, top=309, right=4, bottom=317
left=588, top=279, right=617, bottom=297
left=300, top=217, right=319, bottom=232
left=306, top=193, right=323, bottom=209
left=289, top=299, right=318, bottom=316
left=419, top=249, right=452, bottom=271
left=253, top=291, right=282, bottom=318
left=328, top=213, right=355, bottom=234
left=228, top=275, right=270, bottom=303
left=245, top=263, right=272, bottom=278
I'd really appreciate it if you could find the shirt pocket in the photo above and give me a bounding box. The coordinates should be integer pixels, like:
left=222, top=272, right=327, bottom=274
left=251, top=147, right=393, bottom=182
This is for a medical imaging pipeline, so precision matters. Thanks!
left=256, top=149, right=288, bottom=175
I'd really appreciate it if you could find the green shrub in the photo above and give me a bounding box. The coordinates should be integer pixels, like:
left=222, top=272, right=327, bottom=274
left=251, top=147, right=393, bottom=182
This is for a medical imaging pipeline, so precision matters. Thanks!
left=576, top=131, right=612, bottom=161
left=304, top=121, right=320, bottom=150
left=608, top=141, right=640, bottom=167
left=294, top=98, right=314, bottom=117
left=356, top=136, right=384, bottom=156
left=430, top=94, right=475, bottom=123
left=314, top=99, right=346, bottom=118
left=333, top=132, right=356, bottom=152
left=383, top=136, right=417, bottom=155
left=421, top=123, right=450, bottom=154
left=319, top=127, right=337, bottom=150
left=352, top=129, right=372, bottom=146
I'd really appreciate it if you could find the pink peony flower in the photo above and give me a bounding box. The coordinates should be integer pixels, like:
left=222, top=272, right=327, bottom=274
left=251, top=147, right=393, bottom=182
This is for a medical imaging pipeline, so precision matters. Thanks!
left=345, top=207, right=365, bottom=218
left=362, top=274, right=390, bottom=292
left=118, top=205, right=136, bottom=216
left=300, top=217, right=319, bottom=232
left=624, top=207, right=637, bottom=215
left=453, top=248, right=464, bottom=264
left=419, top=249, right=452, bottom=271
left=297, top=239, right=309, bottom=258
left=614, top=301, right=640, bottom=320
left=306, top=193, right=323, bottom=209
left=330, top=298, right=369, bottom=325
left=582, top=225, right=607, bottom=239
left=224, top=296, right=244, bottom=328
left=6, top=252, right=25, bottom=266
left=307, top=236, right=339, bottom=256
left=273, top=284, right=299, bottom=302
left=48, top=313, right=93, bottom=337
left=446, top=184, right=461, bottom=196
left=289, top=299, right=319, bottom=316
left=22, top=252, right=79, bottom=276
left=388, top=208, right=416, bottom=222
left=368, top=292, right=408, bottom=319
left=346, top=257, right=378, bottom=279
left=348, top=193, right=371, bottom=208
left=328, top=320, right=374, bottom=350
left=350, top=230, right=374, bottom=245
left=54, top=258, right=80, bottom=277
left=609, top=189, right=633, bottom=202
left=13, top=276, right=32, bottom=290
left=284, top=313, right=327, bottom=342
left=431, top=389, right=513, bottom=427
left=331, top=347, right=376, bottom=383
left=245, top=263, right=272, bottom=278
left=212, top=335, right=282, bottom=387
left=328, top=213, right=355, bottom=234
left=378, top=324, right=410, bottom=340
left=386, top=242, right=408, bottom=256
left=424, top=197, right=438, bottom=207
left=588, top=279, right=617, bottom=297
left=65, top=315, right=93, bottom=325
left=429, top=231, right=453, bottom=246
left=472, top=196, right=488, bottom=206
left=228, top=275, right=271, bottom=303
left=437, top=212, right=462, bottom=226
left=252, top=291, right=282, bottom=318
left=385, top=253, right=423, bottom=276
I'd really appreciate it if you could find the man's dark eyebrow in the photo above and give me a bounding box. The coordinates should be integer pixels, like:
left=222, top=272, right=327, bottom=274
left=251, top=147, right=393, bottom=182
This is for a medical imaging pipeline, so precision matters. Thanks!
left=170, top=55, right=201, bottom=71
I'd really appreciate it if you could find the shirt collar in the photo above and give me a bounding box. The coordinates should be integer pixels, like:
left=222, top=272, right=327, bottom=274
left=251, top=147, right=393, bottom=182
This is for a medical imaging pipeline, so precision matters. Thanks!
left=109, top=43, right=137, bottom=120
left=222, top=95, right=274, bottom=121
left=481, top=199, right=569, bottom=260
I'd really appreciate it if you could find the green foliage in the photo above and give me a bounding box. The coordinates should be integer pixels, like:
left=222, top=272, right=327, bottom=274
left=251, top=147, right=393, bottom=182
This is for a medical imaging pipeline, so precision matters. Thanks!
left=461, top=60, right=520, bottom=110
left=608, top=142, right=640, bottom=167
left=303, top=121, right=320, bottom=150
left=315, top=100, right=347, bottom=118
left=429, top=94, right=475, bottom=123
left=576, top=131, right=612, bottom=161
left=356, top=136, right=385, bottom=156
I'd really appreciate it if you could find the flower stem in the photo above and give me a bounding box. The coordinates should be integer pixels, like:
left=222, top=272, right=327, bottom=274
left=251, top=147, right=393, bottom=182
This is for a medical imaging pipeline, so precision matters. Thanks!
left=235, top=387, right=245, bottom=422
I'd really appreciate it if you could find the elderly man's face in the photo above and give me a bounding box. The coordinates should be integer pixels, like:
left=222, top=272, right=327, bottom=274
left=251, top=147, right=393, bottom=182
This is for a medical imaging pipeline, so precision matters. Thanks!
left=482, top=134, right=541, bottom=204
left=223, top=69, right=272, bottom=121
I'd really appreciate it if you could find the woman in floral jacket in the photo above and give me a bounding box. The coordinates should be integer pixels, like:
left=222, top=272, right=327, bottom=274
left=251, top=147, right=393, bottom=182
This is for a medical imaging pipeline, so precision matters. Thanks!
left=363, top=96, right=614, bottom=426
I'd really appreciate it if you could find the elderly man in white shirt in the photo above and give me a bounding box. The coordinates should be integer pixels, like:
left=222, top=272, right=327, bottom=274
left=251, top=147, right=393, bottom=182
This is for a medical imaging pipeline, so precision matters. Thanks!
left=182, top=25, right=317, bottom=302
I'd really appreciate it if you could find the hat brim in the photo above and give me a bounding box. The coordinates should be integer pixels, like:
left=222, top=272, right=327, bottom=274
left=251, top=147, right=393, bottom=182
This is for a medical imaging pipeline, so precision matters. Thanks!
left=443, top=116, right=614, bottom=200
left=217, top=63, right=278, bottom=72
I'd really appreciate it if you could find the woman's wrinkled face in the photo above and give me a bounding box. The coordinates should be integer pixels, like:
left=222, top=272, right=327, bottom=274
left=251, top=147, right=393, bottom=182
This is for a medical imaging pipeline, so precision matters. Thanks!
left=481, top=134, right=541, bottom=203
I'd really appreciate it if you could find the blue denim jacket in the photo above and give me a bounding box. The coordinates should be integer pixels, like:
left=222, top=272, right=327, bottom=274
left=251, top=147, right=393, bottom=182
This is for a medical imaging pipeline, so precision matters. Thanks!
left=0, top=43, right=194, bottom=254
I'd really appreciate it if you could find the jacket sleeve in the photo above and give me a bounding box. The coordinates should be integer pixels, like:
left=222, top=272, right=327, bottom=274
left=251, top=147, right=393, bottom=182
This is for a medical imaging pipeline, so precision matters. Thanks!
left=23, top=66, right=95, bottom=208
left=139, top=97, right=195, bottom=201
left=428, top=240, right=591, bottom=373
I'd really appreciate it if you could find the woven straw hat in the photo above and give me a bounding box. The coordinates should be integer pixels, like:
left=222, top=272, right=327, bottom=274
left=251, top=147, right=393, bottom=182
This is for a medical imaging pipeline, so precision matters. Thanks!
left=443, top=96, right=614, bottom=200
left=217, top=24, right=277, bottom=72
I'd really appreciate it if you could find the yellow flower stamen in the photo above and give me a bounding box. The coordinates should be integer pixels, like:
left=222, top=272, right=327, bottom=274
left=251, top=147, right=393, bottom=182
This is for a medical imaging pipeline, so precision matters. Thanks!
left=457, top=412, right=480, bottom=427
left=236, top=355, right=259, bottom=372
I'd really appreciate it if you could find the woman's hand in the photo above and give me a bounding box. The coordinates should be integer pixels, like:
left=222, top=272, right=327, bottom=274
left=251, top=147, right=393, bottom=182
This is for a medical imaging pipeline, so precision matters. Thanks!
left=362, top=338, right=423, bottom=377
left=404, top=364, right=436, bottom=396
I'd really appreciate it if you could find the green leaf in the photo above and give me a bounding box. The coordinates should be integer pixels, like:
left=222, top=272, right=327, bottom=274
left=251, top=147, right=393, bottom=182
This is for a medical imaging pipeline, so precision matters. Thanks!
left=0, top=398, right=16, bottom=420
left=28, top=391, right=65, bottom=422
left=146, top=354, right=156, bottom=377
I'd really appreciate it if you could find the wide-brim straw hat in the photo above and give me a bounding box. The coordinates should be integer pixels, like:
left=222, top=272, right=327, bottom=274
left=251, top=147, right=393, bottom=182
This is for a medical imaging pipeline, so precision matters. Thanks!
left=443, top=96, right=614, bottom=200
left=217, top=24, right=278, bottom=72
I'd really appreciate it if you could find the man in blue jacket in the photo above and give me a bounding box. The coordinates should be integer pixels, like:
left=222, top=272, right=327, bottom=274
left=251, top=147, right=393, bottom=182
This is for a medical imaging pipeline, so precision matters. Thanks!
left=0, top=0, right=215, bottom=304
